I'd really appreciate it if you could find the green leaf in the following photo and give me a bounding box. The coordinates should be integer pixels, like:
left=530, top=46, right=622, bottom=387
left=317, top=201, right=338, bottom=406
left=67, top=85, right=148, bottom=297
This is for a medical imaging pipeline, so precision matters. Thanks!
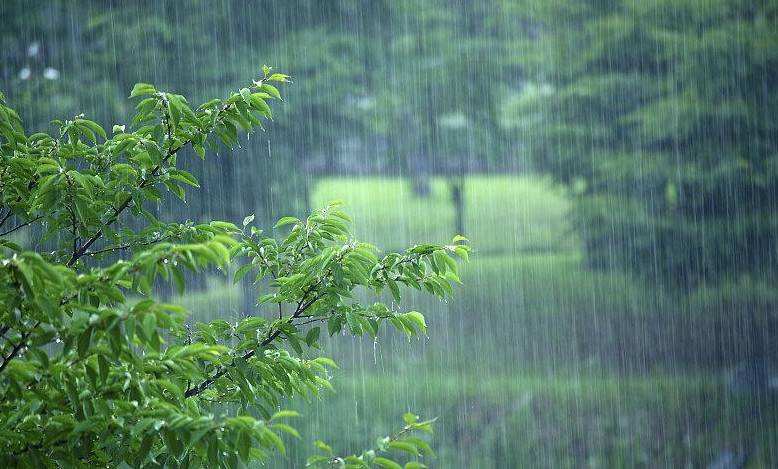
left=169, top=169, right=200, bottom=187
left=387, top=279, right=401, bottom=302
left=373, top=457, right=403, bottom=469
left=77, top=328, right=93, bottom=357
left=233, top=263, right=253, bottom=284
left=305, top=326, right=321, bottom=346
left=75, top=119, right=107, bottom=140
left=327, top=316, right=342, bottom=336
left=239, top=87, right=252, bottom=106
left=260, top=83, right=282, bottom=100
left=402, top=311, right=427, bottom=334
left=130, top=83, right=156, bottom=98
left=194, top=143, right=206, bottom=159
left=345, top=312, right=362, bottom=335
left=388, top=441, right=418, bottom=455
left=314, top=440, right=333, bottom=456
left=271, top=410, right=300, bottom=420
left=98, top=355, right=110, bottom=383
left=274, top=216, right=299, bottom=229
left=143, top=313, right=157, bottom=343
left=263, top=428, right=286, bottom=455
left=405, top=463, right=427, bottom=469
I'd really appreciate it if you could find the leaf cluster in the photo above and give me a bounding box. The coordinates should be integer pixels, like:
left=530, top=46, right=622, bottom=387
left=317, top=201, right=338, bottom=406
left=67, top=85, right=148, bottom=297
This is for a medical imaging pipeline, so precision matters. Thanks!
left=0, top=69, right=467, bottom=467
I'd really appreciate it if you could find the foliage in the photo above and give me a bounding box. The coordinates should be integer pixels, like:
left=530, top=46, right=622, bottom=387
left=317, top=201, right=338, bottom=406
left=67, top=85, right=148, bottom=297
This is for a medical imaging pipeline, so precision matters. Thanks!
left=0, top=1, right=522, bottom=182
left=503, top=0, right=778, bottom=284
left=0, top=71, right=468, bottom=466
left=6, top=0, right=775, bottom=285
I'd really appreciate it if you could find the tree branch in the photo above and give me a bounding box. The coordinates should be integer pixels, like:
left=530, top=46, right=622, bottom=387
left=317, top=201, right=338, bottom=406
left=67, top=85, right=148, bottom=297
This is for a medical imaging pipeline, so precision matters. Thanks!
left=0, top=210, right=11, bottom=228
left=0, top=321, right=39, bottom=374
left=66, top=102, right=233, bottom=267
left=82, top=236, right=169, bottom=257
left=184, top=248, right=354, bottom=398
left=293, top=316, right=327, bottom=327
left=0, top=215, right=43, bottom=237
left=65, top=152, right=175, bottom=266
left=184, top=291, right=320, bottom=399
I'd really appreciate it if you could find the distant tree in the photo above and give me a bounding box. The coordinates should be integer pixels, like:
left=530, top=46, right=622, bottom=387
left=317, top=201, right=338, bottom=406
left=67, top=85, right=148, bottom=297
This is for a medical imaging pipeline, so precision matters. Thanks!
left=504, top=0, right=778, bottom=285
left=0, top=70, right=468, bottom=466
left=1, top=0, right=525, bottom=238
left=0, top=0, right=371, bottom=223
left=375, top=0, right=522, bottom=237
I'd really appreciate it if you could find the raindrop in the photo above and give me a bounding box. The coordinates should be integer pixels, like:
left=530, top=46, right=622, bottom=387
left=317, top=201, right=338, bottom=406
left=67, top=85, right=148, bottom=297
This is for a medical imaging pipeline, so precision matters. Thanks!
left=43, top=68, right=59, bottom=80
left=26, top=41, right=40, bottom=57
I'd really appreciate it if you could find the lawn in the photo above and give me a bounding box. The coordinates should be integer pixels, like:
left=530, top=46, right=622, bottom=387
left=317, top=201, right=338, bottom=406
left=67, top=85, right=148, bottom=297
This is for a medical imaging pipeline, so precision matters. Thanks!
left=310, top=175, right=578, bottom=253
left=309, top=175, right=668, bottom=371
left=272, top=371, right=775, bottom=468
left=175, top=175, right=778, bottom=467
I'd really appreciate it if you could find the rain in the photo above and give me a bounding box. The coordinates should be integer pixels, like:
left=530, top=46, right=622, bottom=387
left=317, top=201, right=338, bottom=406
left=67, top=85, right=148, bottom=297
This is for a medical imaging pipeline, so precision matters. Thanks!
left=1, top=0, right=777, bottom=467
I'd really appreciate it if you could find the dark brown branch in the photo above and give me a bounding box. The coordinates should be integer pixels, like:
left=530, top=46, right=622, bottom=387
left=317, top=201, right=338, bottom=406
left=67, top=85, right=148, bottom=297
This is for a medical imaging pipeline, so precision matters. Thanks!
left=0, top=321, right=38, bottom=374
left=0, top=215, right=43, bottom=237
left=66, top=102, right=233, bottom=267
left=0, top=210, right=11, bottom=228
left=82, top=236, right=169, bottom=257
left=65, top=153, right=175, bottom=266
left=184, top=292, right=320, bottom=399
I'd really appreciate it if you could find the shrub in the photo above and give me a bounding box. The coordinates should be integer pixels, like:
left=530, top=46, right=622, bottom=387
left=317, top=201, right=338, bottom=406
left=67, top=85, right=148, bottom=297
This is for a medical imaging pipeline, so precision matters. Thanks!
left=0, top=69, right=468, bottom=467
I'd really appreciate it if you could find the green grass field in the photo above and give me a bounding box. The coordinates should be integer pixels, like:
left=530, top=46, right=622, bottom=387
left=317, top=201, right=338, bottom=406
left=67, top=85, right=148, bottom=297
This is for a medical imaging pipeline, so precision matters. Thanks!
left=307, top=175, right=778, bottom=466
left=311, top=175, right=578, bottom=253
left=273, top=371, right=775, bottom=468
left=308, top=176, right=678, bottom=371
left=186, top=174, right=772, bottom=371
left=187, top=175, right=778, bottom=467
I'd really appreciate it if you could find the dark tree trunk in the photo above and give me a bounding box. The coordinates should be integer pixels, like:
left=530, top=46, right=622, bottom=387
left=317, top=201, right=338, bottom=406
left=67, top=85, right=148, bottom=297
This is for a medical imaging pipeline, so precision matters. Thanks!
left=449, top=178, right=465, bottom=235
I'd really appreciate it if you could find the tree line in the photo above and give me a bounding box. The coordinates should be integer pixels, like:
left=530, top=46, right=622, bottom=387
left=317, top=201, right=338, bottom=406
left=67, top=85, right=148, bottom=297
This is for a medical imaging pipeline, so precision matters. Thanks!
left=2, top=0, right=776, bottom=285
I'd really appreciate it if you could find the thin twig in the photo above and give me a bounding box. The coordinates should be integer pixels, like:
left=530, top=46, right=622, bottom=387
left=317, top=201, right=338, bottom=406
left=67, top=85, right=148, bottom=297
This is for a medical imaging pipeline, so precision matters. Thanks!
left=293, top=317, right=327, bottom=327
left=184, top=291, right=320, bottom=398
left=83, top=236, right=168, bottom=257
left=0, top=209, right=10, bottom=228
left=0, top=321, right=39, bottom=374
left=66, top=102, right=232, bottom=267
left=0, top=215, right=43, bottom=237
